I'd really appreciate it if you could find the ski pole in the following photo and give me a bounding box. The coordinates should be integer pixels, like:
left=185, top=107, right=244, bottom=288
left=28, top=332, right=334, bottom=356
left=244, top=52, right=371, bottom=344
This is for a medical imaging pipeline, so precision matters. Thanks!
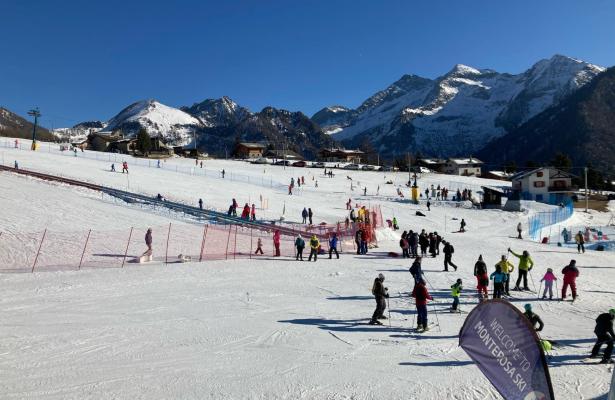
left=430, top=300, right=442, bottom=332
left=529, top=269, right=537, bottom=292
left=555, top=280, right=560, bottom=301
left=537, top=281, right=542, bottom=299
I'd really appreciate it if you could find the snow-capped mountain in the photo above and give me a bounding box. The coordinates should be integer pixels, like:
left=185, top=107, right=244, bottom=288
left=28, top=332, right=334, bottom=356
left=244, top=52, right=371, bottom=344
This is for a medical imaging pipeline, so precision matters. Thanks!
left=105, top=100, right=202, bottom=146
left=182, top=96, right=251, bottom=128
left=53, top=121, right=106, bottom=142
left=313, top=55, right=605, bottom=157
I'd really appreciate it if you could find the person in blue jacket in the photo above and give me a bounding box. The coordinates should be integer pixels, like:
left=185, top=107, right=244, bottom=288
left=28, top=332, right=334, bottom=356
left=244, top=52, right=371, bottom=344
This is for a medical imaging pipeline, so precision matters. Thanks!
left=490, top=265, right=508, bottom=299
left=328, top=233, right=339, bottom=259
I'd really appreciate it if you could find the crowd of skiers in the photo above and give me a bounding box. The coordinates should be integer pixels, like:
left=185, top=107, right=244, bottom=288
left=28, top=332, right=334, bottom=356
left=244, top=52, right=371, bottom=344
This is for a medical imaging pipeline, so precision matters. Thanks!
left=398, top=229, right=458, bottom=272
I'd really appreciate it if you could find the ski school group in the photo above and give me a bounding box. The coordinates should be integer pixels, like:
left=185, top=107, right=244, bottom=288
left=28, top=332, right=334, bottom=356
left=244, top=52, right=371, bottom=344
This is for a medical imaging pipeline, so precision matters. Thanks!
left=370, top=228, right=615, bottom=364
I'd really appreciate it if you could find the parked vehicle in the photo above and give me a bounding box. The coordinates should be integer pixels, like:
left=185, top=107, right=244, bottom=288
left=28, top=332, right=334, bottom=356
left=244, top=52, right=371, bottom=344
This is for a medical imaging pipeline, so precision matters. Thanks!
left=311, top=162, right=325, bottom=168
left=410, top=166, right=431, bottom=173
left=291, top=161, right=307, bottom=167
left=274, top=160, right=291, bottom=166
left=378, top=166, right=394, bottom=172
left=343, top=163, right=360, bottom=170
left=251, top=157, right=269, bottom=164
left=361, top=165, right=376, bottom=171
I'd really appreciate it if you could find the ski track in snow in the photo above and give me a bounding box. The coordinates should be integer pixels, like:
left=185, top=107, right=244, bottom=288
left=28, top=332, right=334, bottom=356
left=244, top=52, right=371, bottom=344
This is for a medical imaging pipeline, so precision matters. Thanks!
left=1, top=138, right=614, bottom=399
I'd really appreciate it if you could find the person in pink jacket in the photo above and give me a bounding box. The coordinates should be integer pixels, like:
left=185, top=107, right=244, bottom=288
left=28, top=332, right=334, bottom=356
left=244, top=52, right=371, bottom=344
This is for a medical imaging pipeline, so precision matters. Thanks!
left=273, top=230, right=281, bottom=257
left=540, top=268, right=557, bottom=300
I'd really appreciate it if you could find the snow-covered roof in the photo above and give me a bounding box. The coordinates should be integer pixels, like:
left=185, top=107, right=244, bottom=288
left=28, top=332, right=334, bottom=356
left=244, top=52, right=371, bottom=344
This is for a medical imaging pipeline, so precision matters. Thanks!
left=487, top=170, right=513, bottom=178
left=238, top=142, right=266, bottom=149
left=511, top=167, right=576, bottom=181
left=419, top=158, right=446, bottom=165
left=447, top=157, right=483, bottom=165
left=481, top=185, right=506, bottom=194
left=321, top=148, right=364, bottom=155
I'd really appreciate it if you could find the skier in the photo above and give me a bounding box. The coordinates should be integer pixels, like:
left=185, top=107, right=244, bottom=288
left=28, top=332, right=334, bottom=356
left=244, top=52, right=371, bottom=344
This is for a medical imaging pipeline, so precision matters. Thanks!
left=346, top=198, right=352, bottom=210
left=145, top=228, right=153, bottom=252
left=251, top=204, right=256, bottom=221
left=157, top=159, right=161, bottom=168
left=400, top=232, right=409, bottom=259
left=442, top=240, right=457, bottom=271
left=229, top=199, right=237, bottom=215
left=412, top=278, right=433, bottom=332
left=122, top=161, right=128, bottom=174
left=434, top=232, right=442, bottom=255
left=110, top=163, right=115, bottom=172
left=540, top=268, right=557, bottom=300
left=509, top=248, right=534, bottom=291
left=575, top=231, right=585, bottom=253
left=255, top=237, right=264, bottom=255
left=302, top=208, right=308, bottom=224
left=561, top=260, right=579, bottom=301
left=355, top=229, right=362, bottom=255
left=288, top=185, right=293, bottom=195
left=363, top=187, right=367, bottom=196
left=409, top=257, right=423, bottom=285
left=369, top=273, right=388, bottom=325
left=590, top=309, right=615, bottom=364
left=419, top=231, right=429, bottom=257
left=562, top=228, right=570, bottom=243
left=523, top=304, right=544, bottom=332
left=517, top=222, right=523, bottom=239
left=360, top=229, right=368, bottom=255
left=241, top=203, right=250, bottom=219
left=328, top=233, right=339, bottom=259
left=273, top=230, right=281, bottom=257
left=409, top=230, right=418, bottom=258
left=295, top=235, right=305, bottom=261
left=426, top=200, right=431, bottom=211
left=474, top=255, right=489, bottom=300
left=198, top=198, right=203, bottom=209
left=451, top=279, right=462, bottom=311
left=308, top=208, right=313, bottom=225
left=495, top=255, right=515, bottom=296
left=392, top=217, right=398, bottom=230
left=459, top=218, right=466, bottom=232
left=14, top=160, right=18, bottom=169
left=307, top=234, right=320, bottom=262
left=221, top=169, right=225, bottom=179
left=428, top=233, right=437, bottom=258
left=490, top=264, right=507, bottom=299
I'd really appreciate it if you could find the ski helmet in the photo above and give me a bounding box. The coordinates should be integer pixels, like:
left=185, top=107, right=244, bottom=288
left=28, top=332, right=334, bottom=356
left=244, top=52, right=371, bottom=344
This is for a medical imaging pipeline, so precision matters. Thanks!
left=524, top=304, right=532, bottom=311
left=456, top=279, right=462, bottom=284
left=609, top=309, right=615, bottom=316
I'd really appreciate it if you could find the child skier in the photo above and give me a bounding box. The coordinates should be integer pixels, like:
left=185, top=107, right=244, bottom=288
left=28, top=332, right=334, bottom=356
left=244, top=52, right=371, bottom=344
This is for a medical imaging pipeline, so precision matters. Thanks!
left=255, top=238, right=264, bottom=255
left=412, top=279, right=433, bottom=332
left=541, top=268, right=557, bottom=300
left=474, top=255, right=489, bottom=301
left=490, top=265, right=508, bottom=299
left=451, top=279, right=462, bottom=311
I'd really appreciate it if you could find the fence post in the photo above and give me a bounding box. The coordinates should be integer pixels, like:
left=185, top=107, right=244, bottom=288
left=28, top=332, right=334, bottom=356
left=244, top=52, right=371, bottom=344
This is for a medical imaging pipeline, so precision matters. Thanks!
left=121, top=227, right=133, bottom=268
left=249, top=227, right=253, bottom=259
left=225, top=224, right=232, bottom=260
left=31, top=228, right=47, bottom=273
left=165, top=223, right=172, bottom=264
left=199, top=225, right=208, bottom=262
left=78, top=229, right=92, bottom=270
left=233, top=225, right=238, bottom=260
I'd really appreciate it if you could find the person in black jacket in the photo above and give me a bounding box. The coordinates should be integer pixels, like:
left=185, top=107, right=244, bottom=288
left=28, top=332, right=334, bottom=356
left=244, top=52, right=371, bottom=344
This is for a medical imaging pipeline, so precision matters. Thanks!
left=409, top=257, right=423, bottom=285
left=369, top=273, right=389, bottom=325
left=419, top=231, right=429, bottom=257
left=355, top=229, right=362, bottom=255
left=523, top=304, right=544, bottom=332
left=590, top=309, right=615, bottom=363
left=442, top=240, right=458, bottom=271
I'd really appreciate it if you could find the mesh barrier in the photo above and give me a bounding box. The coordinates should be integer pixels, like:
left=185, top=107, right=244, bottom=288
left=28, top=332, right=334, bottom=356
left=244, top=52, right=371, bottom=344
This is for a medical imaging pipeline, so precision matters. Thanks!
left=528, top=201, right=574, bottom=241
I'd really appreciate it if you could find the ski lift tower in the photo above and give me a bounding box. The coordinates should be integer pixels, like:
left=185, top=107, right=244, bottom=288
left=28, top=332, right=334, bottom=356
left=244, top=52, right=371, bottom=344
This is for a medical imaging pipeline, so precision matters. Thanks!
left=27, top=107, right=41, bottom=150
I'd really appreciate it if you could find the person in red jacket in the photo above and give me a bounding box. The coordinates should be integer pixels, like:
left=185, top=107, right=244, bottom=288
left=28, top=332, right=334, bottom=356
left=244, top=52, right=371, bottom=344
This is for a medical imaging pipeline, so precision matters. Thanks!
left=562, top=260, right=579, bottom=301
left=412, top=279, right=434, bottom=332
left=273, top=230, right=281, bottom=257
left=241, top=203, right=250, bottom=219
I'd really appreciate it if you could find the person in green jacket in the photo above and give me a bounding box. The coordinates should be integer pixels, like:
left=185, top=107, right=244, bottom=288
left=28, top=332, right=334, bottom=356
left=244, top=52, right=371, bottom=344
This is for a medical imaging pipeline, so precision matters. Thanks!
left=450, top=279, right=462, bottom=311
left=508, top=248, right=534, bottom=291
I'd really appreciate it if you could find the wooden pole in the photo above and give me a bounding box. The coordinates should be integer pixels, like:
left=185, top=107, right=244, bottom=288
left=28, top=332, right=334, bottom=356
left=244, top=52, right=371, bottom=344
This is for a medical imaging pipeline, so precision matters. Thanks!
left=225, top=224, right=232, bottom=260
left=165, top=223, right=172, bottom=264
left=121, top=227, right=133, bottom=268
left=249, top=226, right=253, bottom=259
left=78, top=229, right=92, bottom=270
left=199, top=225, right=208, bottom=262
left=31, top=228, right=47, bottom=273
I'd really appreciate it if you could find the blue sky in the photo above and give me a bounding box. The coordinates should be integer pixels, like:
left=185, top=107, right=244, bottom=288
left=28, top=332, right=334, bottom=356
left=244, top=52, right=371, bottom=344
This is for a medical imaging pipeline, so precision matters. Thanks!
left=1, top=0, right=614, bottom=128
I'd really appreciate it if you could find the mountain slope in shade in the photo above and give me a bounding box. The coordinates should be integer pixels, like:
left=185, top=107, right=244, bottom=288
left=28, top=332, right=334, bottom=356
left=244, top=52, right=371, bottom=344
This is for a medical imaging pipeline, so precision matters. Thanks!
left=0, top=107, right=54, bottom=141
left=314, top=55, right=604, bottom=158
left=478, top=67, right=615, bottom=175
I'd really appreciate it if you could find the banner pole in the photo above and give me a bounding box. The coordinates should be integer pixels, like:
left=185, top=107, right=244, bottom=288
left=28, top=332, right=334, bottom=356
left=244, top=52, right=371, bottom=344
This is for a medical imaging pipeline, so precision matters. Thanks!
left=121, top=227, right=133, bottom=268
left=78, top=229, right=92, bottom=270
left=249, top=227, right=253, bottom=259
left=165, top=223, right=172, bottom=264
left=225, top=224, right=232, bottom=260
left=233, top=225, right=238, bottom=260
left=31, top=228, right=47, bottom=273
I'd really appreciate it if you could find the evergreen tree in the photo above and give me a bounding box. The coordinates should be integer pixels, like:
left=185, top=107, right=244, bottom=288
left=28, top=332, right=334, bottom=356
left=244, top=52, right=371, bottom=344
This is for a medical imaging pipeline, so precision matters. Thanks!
left=136, top=128, right=151, bottom=156
left=550, top=152, right=572, bottom=171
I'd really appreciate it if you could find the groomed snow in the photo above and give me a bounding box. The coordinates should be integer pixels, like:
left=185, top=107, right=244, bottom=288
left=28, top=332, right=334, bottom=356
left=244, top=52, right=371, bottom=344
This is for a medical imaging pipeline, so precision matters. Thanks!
left=1, top=138, right=614, bottom=399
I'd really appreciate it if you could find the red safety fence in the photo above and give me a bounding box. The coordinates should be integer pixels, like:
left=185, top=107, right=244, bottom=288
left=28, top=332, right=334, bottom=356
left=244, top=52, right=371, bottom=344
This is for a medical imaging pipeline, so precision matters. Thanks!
left=0, top=206, right=384, bottom=273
